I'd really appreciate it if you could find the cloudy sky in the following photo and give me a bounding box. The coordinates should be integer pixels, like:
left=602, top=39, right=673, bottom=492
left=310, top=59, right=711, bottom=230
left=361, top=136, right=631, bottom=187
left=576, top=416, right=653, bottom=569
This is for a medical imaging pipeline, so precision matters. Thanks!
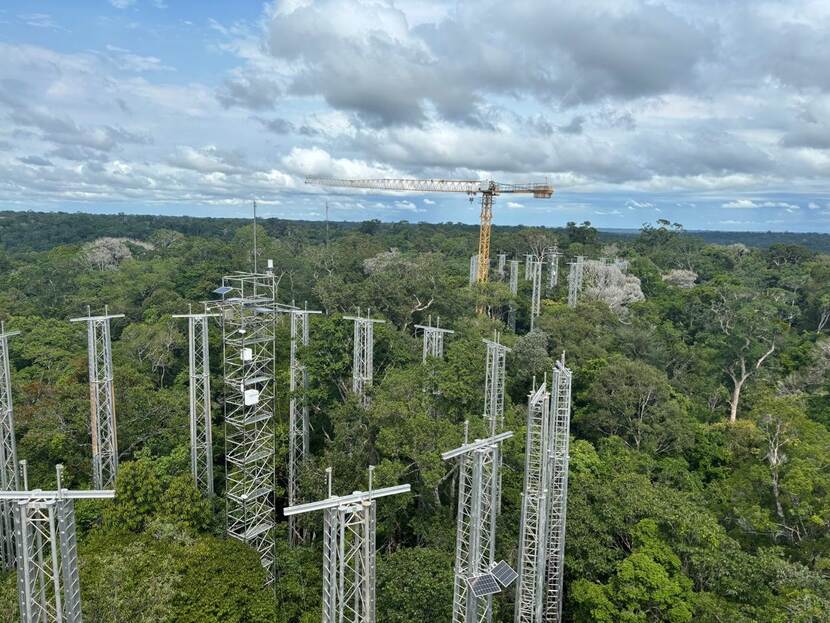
left=1, top=0, right=829, bottom=231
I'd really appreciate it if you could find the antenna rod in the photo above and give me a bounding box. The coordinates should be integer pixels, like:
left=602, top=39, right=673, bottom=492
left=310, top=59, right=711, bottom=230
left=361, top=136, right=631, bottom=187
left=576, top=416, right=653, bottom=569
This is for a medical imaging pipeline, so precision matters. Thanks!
left=253, top=198, right=258, bottom=273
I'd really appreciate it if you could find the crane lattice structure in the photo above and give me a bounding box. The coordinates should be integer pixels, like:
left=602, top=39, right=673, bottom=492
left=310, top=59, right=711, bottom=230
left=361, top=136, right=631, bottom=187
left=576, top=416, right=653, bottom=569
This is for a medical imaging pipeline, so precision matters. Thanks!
left=515, top=382, right=552, bottom=623
left=306, top=178, right=553, bottom=285
left=210, top=271, right=280, bottom=583
left=344, top=309, right=385, bottom=408
left=483, top=334, right=510, bottom=435
left=3, top=464, right=114, bottom=623
left=173, top=306, right=219, bottom=497
left=566, top=257, right=585, bottom=308
left=547, top=249, right=561, bottom=289
left=530, top=259, right=543, bottom=332
left=497, top=254, right=507, bottom=280
left=415, top=316, right=454, bottom=362
left=0, top=322, right=20, bottom=569
left=284, top=467, right=411, bottom=623
left=287, top=304, right=322, bottom=546
left=69, top=307, right=123, bottom=489
left=544, top=358, right=573, bottom=623
left=443, top=427, right=517, bottom=623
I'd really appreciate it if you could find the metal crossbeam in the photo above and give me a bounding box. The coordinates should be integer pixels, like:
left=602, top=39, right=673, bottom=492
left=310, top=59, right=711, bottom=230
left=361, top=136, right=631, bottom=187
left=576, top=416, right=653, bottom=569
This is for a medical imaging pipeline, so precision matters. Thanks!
left=208, top=271, right=279, bottom=583
left=70, top=308, right=123, bottom=489
left=0, top=322, right=20, bottom=570
left=173, top=308, right=220, bottom=497
left=286, top=468, right=410, bottom=623
left=544, top=360, right=573, bottom=623
left=444, top=428, right=515, bottom=623
left=12, top=465, right=111, bottom=623
left=287, top=305, right=322, bottom=546
left=515, top=384, right=552, bottom=623
left=344, top=310, right=385, bottom=407
left=566, top=257, right=584, bottom=308
left=415, top=316, right=454, bottom=363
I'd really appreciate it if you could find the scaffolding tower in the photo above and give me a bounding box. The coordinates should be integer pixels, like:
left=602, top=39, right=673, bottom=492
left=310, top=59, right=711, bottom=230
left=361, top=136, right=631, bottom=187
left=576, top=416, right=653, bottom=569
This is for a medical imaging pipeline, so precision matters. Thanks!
left=69, top=307, right=123, bottom=489
left=497, top=254, right=507, bottom=280
left=547, top=249, right=560, bottom=289
left=566, top=257, right=584, bottom=308
left=344, top=310, right=385, bottom=408
left=509, top=260, right=519, bottom=296
left=469, top=255, right=480, bottom=286
left=210, top=271, right=280, bottom=582
left=284, top=467, right=411, bottom=623
left=173, top=306, right=219, bottom=497
left=530, top=260, right=543, bottom=332
left=287, top=304, right=322, bottom=546
left=415, top=316, right=454, bottom=362
left=483, top=334, right=511, bottom=435
left=443, top=428, right=517, bottom=623
left=3, top=464, right=114, bottom=623
left=524, top=254, right=533, bottom=280
left=0, top=322, right=20, bottom=570
left=514, top=383, right=552, bottom=623
left=544, top=359, right=573, bottom=623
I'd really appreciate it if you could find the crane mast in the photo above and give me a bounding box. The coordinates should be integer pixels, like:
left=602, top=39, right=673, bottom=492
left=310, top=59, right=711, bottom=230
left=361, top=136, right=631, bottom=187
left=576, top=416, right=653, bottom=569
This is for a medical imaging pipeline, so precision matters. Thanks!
left=306, top=177, right=553, bottom=284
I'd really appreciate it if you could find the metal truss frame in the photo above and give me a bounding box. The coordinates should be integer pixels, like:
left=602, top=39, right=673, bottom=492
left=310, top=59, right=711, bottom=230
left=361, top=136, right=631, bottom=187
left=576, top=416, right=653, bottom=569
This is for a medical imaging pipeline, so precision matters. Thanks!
left=530, top=260, right=543, bottom=331
left=566, top=257, right=584, bottom=308
left=483, top=334, right=511, bottom=435
left=0, top=322, right=20, bottom=569
left=343, top=310, right=385, bottom=408
left=497, top=254, right=507, bottom=280
left=70, top=308, right=124, bottom=489
left=509, top=261, right=519, bottom=296
left=547, top=249, right=560, bottom=289
left=415, top=316, right=454, bottom=362
left=469, top=255, right=479, bottom=286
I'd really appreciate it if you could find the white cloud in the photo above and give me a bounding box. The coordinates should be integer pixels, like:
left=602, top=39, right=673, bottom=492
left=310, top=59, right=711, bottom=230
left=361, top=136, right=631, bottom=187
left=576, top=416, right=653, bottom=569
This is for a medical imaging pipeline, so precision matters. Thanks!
left=423, top=198, right=436, bottom=205
left=506, top=201, right=524, bottom=209
left=109, top=0, right=136, bottom=8
left=722, top=199, right=801, bottom=209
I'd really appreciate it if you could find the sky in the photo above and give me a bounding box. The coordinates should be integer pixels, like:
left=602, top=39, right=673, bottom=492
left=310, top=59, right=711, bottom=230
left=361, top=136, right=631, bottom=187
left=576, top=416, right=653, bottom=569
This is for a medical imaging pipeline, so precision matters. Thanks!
left=0, top=1, right=829, bottom=232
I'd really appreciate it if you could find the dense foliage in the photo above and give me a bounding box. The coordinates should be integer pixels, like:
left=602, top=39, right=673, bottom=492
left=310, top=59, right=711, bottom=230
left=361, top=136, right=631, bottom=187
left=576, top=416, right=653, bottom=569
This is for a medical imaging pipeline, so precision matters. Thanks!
left=0, top=212, right=828, bottom=621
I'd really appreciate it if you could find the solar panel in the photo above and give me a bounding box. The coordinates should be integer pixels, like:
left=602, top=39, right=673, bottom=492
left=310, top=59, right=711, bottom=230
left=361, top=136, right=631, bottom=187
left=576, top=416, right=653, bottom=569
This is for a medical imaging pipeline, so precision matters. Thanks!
left=467, top=573, right=501, bottom=598
left=213, top=286, right=232, bottom=295
left=491, top=560, right=518, bottom=587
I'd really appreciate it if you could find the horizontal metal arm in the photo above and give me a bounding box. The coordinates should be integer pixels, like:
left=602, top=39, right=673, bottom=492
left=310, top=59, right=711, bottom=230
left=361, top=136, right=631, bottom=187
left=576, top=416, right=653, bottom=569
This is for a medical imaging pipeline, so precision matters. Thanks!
left=306, top=177, right=553, bottom=197
left=69, top=314, right=125, bottom=322
left=442, top=431, right=514, bottom=460
left=0, top=489, right=115, bottom=500
left=284, top=484, right=411, bottom=516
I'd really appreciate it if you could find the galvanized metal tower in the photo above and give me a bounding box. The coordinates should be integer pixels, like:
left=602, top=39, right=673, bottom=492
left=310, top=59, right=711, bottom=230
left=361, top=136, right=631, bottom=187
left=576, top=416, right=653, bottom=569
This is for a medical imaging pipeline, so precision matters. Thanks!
left=210, top=270, right=279, bottom=582
left=483, top=334, right=510, bottom=435
left=69, top=307, right=123, bottom=489
left=497, top=254, right=507, bottom=280
left=443, top=427, right=517, bottom=623
left=0, top=322, right=20, bottom=569
left=515, top=383, right=552, bottom=623
left=509, top=261, right=519, bottom=296
left=284, top=467, right=411, bottom=623
left=530, top=260, right=543, bottom=332
left=344, top=309, right=385, bottom=407
left=173, top=306, right=218, bottom=497
left=3, top=464, right=114, bottom=623
left=547, top=249, right=561, bottom=289
left=287, top=304, right=322, bottom=546
left=415, top=316, right=454, bottom=362
left=544, top=358, right=573, bottom=623
left=524, top=254, right=533, bottom=280
left=566, top=257, right=584, bottom=308
left=469, top=255, right=480, bottom=286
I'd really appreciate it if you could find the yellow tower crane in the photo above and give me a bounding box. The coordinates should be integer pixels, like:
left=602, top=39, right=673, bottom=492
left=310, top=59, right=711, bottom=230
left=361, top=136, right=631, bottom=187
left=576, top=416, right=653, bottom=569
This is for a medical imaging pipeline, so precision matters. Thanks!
left=305, top=178, right=554, bottom=283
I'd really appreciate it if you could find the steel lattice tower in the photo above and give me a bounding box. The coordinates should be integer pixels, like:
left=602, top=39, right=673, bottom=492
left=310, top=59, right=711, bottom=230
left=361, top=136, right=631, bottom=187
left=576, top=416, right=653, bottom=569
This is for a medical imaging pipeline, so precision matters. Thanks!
left=483, top=334, right=510, bottom=435
left=515, top=383, right=552, bottom=623
left=0, top=322, right=20, bottom=570
left=544, top=359, right=573, bottom=623
left=173, top=307, right=218, bottom=496
left=509, top=260, right=519, bottom=295
left=70, top=308, right=123, bottom=489
left=566, top=257, right=584, bottom=308
left=497, top=254, right=507, bottom=280
left=284, top=468, right=411, bottom=623
left=415, top=316, right=454, bottom=362
left=547, top=249, right=560, bottom=289
left=5, top=464, right=114, bottom=623
left=287, top=304, right=321, bottom=546
left=469, top=255, right=479, bottom=286
left=443, top=428, right=517, bottom=623
left=210, top=271, right=279, bottom=582
left=344, top=310, right=385, bottom=408
left=530, top=260, right=543, bottom=332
